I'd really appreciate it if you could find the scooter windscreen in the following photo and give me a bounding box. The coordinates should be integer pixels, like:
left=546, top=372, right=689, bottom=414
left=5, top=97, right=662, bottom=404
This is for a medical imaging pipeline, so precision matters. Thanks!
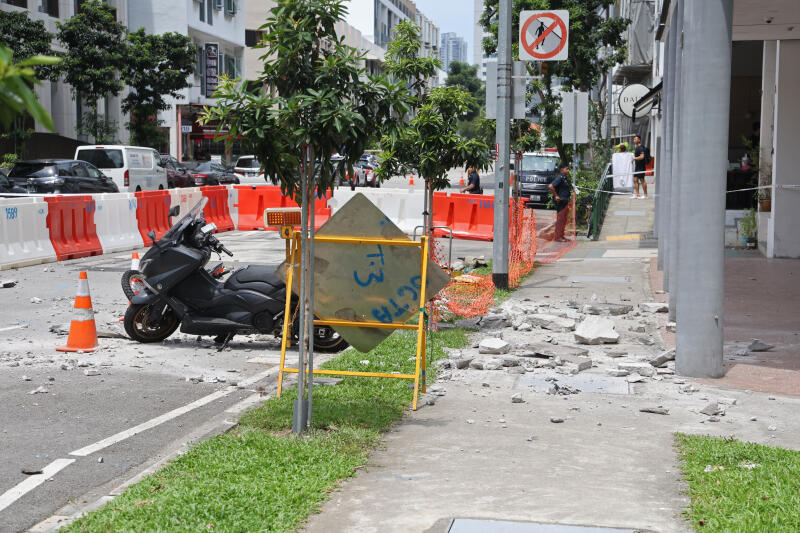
left=161, top=197, right=209, bottom=242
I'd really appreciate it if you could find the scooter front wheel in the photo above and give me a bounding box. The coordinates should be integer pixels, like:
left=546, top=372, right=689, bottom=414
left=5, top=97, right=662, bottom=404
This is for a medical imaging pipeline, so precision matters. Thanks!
left=121, top=269, right=145, bottom=301
left=124, top=303, right=180, bottom=343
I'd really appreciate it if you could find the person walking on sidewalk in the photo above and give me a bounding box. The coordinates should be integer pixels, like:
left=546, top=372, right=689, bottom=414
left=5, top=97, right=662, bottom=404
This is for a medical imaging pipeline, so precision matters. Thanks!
left=633, top=134, right=650, bottom=199
left=461, top=166, right=483, bottom=194
left=548, top=162, right=572, bottom=242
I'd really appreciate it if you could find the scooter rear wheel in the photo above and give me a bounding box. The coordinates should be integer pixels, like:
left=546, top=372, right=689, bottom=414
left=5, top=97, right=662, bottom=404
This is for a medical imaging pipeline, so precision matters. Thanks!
left=124, top=303, right=180, bottom=343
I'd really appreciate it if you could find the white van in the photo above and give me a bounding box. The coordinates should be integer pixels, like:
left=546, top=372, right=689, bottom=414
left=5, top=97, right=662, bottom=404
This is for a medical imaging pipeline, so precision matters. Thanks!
left=75, top=145, right=168, bottom=192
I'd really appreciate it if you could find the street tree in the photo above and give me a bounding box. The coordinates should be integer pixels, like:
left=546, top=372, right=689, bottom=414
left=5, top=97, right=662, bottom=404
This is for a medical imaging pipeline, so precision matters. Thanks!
left=445, top=61, right=484, bottom=121
left=201, top=0, right=409, bottom=433
left=122, top=29, right=196, bottom=149
left=0, top=10, right=59, bottom=157
left=480, top=0, right=629, bottom=162
left=57, top=0, right=127, bottom=142
left=376, top=21, right=489, bottom=234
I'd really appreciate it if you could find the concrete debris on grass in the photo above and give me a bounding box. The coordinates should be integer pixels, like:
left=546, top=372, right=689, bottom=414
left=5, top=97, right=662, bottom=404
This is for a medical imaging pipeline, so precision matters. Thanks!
left=1, top=279, right=17, bottom=288
left=748, top=339, right=774, bottom=352
left=574, top=316, right=620, bottom=345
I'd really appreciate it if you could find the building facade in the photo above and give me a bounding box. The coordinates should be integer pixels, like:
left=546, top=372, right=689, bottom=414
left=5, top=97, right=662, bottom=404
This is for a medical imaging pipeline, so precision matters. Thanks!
left=472, top=0, right=493, bottom=81
left=128, top=0, right=246, bottom=162
left=0, top=0, right=131, bottom=158
left=440, top=31, right=468, bottom=74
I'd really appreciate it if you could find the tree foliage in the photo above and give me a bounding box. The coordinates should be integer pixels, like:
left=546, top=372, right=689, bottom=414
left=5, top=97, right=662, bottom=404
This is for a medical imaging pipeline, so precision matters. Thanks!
left=0, top=45, right=60, bottom=132
left=445, top=61, right=484, bottom=121
left=122, top=30, right=195, bottom=148
left=201, top=0, right=408, bottom=197
left=57, top=0, right=127, bottom=139
left=480, top=0, right=629, bottom=160
left=376, top=21, right=489, bottom=193
left=0, top=10, right=59, bottom=82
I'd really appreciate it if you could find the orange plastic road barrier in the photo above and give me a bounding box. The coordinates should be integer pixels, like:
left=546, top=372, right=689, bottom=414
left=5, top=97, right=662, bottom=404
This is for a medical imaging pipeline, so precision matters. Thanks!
left=57, top=271, right=98, bottom=353
left=135, top=190, right=172, bottom=245
left=234, top=185, right=284, bottom=230
left=432, top=193, right=495, bottom=241
left=645, top=157, right=655, bottom=177
left=44, top=196, right=103, bottom=260
left=201, top=185, right=235, bottom=232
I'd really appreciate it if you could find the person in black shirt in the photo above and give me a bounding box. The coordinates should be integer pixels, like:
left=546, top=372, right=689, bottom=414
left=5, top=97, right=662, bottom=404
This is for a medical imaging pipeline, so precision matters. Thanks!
left=632, top=134, right=649, bottom=199
left=548, top=162, right=572, bottom=242
left=461, top=166, right=482, bottom=194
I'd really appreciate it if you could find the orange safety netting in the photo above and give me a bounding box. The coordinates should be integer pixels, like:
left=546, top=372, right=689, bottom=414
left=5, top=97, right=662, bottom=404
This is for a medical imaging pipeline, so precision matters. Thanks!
left=429, top=197, right=577, bottom=322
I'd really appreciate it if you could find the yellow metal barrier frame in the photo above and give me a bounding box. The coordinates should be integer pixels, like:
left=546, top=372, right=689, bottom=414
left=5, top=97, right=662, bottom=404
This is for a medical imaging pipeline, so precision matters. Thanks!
left=276, top=232, right=431, bottom=411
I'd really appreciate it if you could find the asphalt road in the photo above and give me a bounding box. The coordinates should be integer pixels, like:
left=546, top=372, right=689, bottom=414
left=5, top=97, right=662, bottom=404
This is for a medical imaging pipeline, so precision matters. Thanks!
left=0, top=224, right=492, bottom=532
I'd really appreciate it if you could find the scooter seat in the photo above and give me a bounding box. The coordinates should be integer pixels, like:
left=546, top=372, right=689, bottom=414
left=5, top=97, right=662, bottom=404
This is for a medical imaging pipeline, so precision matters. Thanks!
left=225, top=265, right=284, bottom=292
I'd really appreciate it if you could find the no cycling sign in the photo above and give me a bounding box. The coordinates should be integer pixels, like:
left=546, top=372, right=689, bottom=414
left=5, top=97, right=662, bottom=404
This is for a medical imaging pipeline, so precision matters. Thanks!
left=519, top=10, right=569, bottom=61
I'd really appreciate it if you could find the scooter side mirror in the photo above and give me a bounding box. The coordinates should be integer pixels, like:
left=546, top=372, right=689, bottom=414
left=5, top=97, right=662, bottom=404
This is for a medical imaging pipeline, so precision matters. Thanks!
left=168, top=205, right=180, bottom=218
left=147, top=230, right=157, bottom=245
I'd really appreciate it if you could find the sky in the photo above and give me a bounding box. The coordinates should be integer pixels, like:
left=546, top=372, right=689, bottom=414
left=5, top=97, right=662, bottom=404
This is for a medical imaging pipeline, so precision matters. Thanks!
left=414, top=0, right=476, bottom=62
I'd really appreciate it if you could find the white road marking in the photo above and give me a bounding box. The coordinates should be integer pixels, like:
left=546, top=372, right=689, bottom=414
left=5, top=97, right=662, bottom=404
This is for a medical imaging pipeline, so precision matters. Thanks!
left=225, top=393, right=268, bottom=414
left=0, top=458, right=75, bottom=513
left=0, top=325, right=25, bottom=332
left=69, top=368, right=276, bottom=457
left=602, top=249, right=658, bottom=258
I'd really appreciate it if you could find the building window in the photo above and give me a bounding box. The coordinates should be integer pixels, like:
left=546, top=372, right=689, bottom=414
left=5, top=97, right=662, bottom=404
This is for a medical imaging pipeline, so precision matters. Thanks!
left=245, top=30, right=262, bottom=47
left=224, top=0, right=236, bottom=16
left=2, top=0, right=27, bottom=8
left=198, top=0, right=204, bottom=22
left=207, top=0, right=213, bottom=24
left=38, top=0, right=58, bottom=16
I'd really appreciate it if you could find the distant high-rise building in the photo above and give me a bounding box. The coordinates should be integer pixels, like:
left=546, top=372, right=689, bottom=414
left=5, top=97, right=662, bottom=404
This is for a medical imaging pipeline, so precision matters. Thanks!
left=440, top=32, right=468, bottom=74
left=473, top=0, right=494, bottom=81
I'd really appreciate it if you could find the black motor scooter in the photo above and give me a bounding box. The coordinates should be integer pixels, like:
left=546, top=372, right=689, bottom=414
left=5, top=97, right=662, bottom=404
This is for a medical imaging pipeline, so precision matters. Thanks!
left=122, top=197, right=347, bottom=352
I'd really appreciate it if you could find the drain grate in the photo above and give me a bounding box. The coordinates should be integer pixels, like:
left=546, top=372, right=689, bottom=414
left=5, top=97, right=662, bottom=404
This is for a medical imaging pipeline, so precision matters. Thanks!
left=449, top=519, right=641, bottom=533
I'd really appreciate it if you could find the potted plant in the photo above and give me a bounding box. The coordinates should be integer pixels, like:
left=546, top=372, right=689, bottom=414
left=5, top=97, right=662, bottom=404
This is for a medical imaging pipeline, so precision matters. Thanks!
left=739, top=208, right=757, bottom=248
left=756, top=188, right=771, bottom=212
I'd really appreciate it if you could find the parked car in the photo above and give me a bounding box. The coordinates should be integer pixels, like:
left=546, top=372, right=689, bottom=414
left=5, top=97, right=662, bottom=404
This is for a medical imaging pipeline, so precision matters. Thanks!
left=233, top=155, right=267, bottom=184
left=7, top=160, right=119, bottom=194
left=516, top=151, right=561, bottom=208
left=160, top=155, right=194, bottom=188
left=191, top=161, right=239, bottom=186
left=359, top=153, right=378, bottom=166
left=0, top=170, right=26, bottom=194
left=353, top=159, right=379, bottom=187
left=75, top=145, right=167, bottom=192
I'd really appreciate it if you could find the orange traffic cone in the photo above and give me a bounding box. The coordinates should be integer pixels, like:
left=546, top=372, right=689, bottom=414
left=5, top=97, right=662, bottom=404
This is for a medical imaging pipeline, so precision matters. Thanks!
left=409, top=173, right=415, bottom=185
left=58, top=271, right=98, bottom=353
left=130, top=252, right=140, bottom=271
left=459, top=174, right=465, bottom=186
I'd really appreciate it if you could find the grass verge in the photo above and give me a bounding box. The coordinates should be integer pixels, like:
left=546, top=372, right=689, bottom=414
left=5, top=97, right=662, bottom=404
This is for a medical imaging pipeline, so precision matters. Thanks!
left=675, top=433, right=800, bottom=532
left=65, top=328, right=468, bottom=532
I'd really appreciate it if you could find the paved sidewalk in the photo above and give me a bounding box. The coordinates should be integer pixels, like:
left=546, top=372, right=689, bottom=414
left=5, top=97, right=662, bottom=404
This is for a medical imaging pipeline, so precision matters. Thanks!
left=305, top=197, right=800, bottom=533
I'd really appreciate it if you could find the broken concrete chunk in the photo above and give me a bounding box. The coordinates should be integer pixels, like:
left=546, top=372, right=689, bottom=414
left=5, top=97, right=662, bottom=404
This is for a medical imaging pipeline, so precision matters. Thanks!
left=501, top=356, right=520, bottom=367
left=639, top=302, right=669, bottom=313
left=480, top=312, right=509, bottom=330
left=718, top=397, right=738, bottom=406
left=454, top=317, right=481, bottom=330
left=583, top=303, right=633, bottom=316
left=640, top=407, right=670, bottom=415
left=606, top=368, right=630, bottom=377
left=511, top=393, right=525, bottom=403
left=528, top=313, right=576, bottom=332
left=483, top=359, right=504, bottom=370
left=507, top=366, right=527, bottom=375
left=626, top=373, right=646, bottom=383
left=574, top=316, right=620, bottom=345
left=616, top=361, right=655, bottom=377
left=28, top=386, right=48, bottom=394
left=478, top=337, right=510, bottom=354
left=452, top=357, right=473, bottom=369
left=666, top=321, right=676, bottom=333
left=649, top=349, right=676, bottom=367
left=30, top=297, right=43, bottom=304
left=468, top=359, right=485, bottom=370
left=558, top=354, right=592, bottom=371
left=550, top=417, right=565, bottom=423
left=747, top=339, right=774, bottom=352
left=1, top=279, right=17, bottom=288
left=700, top=402, right=724, bottom=416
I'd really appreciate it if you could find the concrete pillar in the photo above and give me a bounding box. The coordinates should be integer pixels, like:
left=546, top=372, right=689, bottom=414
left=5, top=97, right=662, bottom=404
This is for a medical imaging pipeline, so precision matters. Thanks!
left=770, top=40, right=800, bottom=258
left=667, top=0, right=684, bottom=318
left=674, top=0, right=733, bottom=378
left=659, top=18, right=677, bottom=277
left=758, top=41, right=776, bottom=256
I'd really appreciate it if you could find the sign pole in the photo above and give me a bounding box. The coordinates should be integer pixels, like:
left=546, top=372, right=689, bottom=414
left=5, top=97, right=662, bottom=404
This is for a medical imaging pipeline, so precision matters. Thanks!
left=492, top=0, right=512, bottom=290
left=572, top=91, right=578, bottom=180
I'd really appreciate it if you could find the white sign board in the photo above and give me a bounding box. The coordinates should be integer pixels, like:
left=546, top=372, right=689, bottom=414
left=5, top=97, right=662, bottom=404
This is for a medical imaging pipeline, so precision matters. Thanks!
left=561, top=91, right=589, bottom=144
left=618, top=84, right=651, bottom=118
left=485, top=61, right=528, bottom=120
left=519, top=10, right=569, bottom=61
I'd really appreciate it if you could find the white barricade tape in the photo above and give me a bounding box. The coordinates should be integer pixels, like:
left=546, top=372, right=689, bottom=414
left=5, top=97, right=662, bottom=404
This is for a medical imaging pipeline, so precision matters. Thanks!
left=94, top=192, right=144, bottom=254
left=0, top=197, right=57, bottom=270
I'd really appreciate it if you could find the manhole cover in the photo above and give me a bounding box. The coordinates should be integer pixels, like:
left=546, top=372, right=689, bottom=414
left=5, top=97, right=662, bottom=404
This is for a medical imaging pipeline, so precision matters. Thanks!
left=449, top=519, right=641, bottom=533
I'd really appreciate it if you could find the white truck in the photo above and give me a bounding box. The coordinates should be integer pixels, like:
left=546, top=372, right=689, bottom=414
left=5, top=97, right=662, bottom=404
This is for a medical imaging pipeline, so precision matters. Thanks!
left=75, top=145, right=168, bottom=192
